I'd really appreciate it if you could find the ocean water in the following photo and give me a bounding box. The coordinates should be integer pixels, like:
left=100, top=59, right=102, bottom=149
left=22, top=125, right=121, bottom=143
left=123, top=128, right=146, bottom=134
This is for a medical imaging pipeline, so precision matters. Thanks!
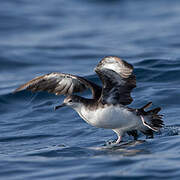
left=1, top=0, right=180, bottom=179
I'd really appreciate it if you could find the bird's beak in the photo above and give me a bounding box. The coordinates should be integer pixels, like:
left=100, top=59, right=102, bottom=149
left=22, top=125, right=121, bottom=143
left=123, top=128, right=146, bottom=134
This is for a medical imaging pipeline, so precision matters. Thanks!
left=54, top=103, right=66, bottom=110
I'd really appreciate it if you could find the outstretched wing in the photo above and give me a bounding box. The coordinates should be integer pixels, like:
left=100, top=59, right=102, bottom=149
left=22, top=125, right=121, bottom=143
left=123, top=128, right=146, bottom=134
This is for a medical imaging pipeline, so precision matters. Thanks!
left=95, top=56, right=136, bottom=105
left=14, top=72, right=101, bottom=99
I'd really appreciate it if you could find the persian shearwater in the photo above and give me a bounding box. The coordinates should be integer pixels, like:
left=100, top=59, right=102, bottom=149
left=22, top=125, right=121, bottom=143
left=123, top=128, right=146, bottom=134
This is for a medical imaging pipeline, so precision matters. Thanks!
left=14, top=56, right=163, bottom=144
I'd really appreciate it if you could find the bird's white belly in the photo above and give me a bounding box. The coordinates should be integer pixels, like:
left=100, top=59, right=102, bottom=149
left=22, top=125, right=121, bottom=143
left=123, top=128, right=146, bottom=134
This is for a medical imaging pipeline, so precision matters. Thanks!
left=78, top=105, right=140, bottom=130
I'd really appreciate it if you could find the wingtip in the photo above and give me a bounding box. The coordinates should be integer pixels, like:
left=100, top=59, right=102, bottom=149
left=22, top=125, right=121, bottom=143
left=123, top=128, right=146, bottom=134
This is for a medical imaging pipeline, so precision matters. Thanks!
left=13, top=88, right=19, bottom=94
left=13, top=85, right=26, bottom=94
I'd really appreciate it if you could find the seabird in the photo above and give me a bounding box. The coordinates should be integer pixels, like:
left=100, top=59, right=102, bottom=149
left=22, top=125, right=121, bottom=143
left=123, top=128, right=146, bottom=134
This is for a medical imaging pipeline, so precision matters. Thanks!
left=14, top=56, right=163, bottom=144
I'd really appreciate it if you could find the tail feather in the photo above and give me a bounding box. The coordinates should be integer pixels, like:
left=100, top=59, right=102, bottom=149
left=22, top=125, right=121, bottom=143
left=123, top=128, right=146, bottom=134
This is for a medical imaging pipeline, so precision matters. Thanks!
left=127, top=130, right=138, bottom=140
left=147, top=108, right=164, bottom=129
left=141, top=102, right=152, bottom=110
left=147, top=107, right=161, bottom=115
left=137, top=102, right=164, bottom=137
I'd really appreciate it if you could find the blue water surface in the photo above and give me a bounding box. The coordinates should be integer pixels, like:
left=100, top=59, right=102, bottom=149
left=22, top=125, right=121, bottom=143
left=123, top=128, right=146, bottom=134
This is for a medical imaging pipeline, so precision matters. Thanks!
left=1, top=0, right=180, bottom=179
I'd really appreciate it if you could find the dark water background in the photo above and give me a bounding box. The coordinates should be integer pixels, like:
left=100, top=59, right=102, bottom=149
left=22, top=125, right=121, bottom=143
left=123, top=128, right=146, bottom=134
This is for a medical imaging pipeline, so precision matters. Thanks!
left=1, top=0, right=180, bottom=179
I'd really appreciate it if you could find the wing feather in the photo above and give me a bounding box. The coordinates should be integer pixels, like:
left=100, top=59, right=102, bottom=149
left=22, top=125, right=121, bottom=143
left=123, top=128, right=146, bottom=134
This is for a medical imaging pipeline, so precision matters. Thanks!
left=95, top=56, right=136, bottom=105
left=14, top=72, right=101, bottom=99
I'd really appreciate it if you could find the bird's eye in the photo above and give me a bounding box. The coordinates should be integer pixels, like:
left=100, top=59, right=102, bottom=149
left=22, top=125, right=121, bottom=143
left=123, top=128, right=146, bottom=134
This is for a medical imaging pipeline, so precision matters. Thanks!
left=68, top=100, right=72, bottom=103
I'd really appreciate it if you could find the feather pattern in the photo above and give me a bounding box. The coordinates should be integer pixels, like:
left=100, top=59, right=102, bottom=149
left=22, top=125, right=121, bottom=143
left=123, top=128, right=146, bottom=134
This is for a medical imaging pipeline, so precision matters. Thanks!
left=14, top=72, right=101, bottom=99
left=95, top=56, right=136, bottom=105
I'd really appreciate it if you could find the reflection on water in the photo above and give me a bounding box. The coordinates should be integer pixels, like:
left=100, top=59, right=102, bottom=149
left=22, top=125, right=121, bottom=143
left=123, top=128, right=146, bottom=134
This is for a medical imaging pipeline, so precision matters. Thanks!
left=94, top=140, right=151, bottom=156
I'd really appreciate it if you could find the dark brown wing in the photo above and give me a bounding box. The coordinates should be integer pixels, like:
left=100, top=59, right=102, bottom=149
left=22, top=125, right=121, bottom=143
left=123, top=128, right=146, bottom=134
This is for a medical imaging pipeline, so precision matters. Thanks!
left=95, top=56, right=136, bottom=105
left=14, top=72, right=101, bottom=99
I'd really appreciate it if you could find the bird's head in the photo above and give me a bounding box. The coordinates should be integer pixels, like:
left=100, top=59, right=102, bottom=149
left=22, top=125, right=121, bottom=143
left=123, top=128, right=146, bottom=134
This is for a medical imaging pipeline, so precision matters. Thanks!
left=54, top=95, right=83, bottom=110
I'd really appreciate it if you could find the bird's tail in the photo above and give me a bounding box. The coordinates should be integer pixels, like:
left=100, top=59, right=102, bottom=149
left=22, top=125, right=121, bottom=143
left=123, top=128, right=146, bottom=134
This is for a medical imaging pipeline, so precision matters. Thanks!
left=137, top=102, right=164, bottom=137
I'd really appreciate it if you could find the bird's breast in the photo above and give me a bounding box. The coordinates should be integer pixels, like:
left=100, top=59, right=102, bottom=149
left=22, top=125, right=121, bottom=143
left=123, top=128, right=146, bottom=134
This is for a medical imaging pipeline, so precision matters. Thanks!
left=78, top=105, right=140, bottom=129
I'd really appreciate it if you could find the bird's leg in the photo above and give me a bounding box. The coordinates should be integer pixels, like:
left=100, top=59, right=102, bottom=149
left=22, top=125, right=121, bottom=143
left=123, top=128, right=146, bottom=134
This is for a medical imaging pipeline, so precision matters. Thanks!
left=106, top=130, right=123, bottom=146
left=140, top=115, right=158, bottom=132
left=106, top=135, right=122, bottom=146
left=113, top=129, right=123, bottom=144
left=115, top=135, right=122, bottom=144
